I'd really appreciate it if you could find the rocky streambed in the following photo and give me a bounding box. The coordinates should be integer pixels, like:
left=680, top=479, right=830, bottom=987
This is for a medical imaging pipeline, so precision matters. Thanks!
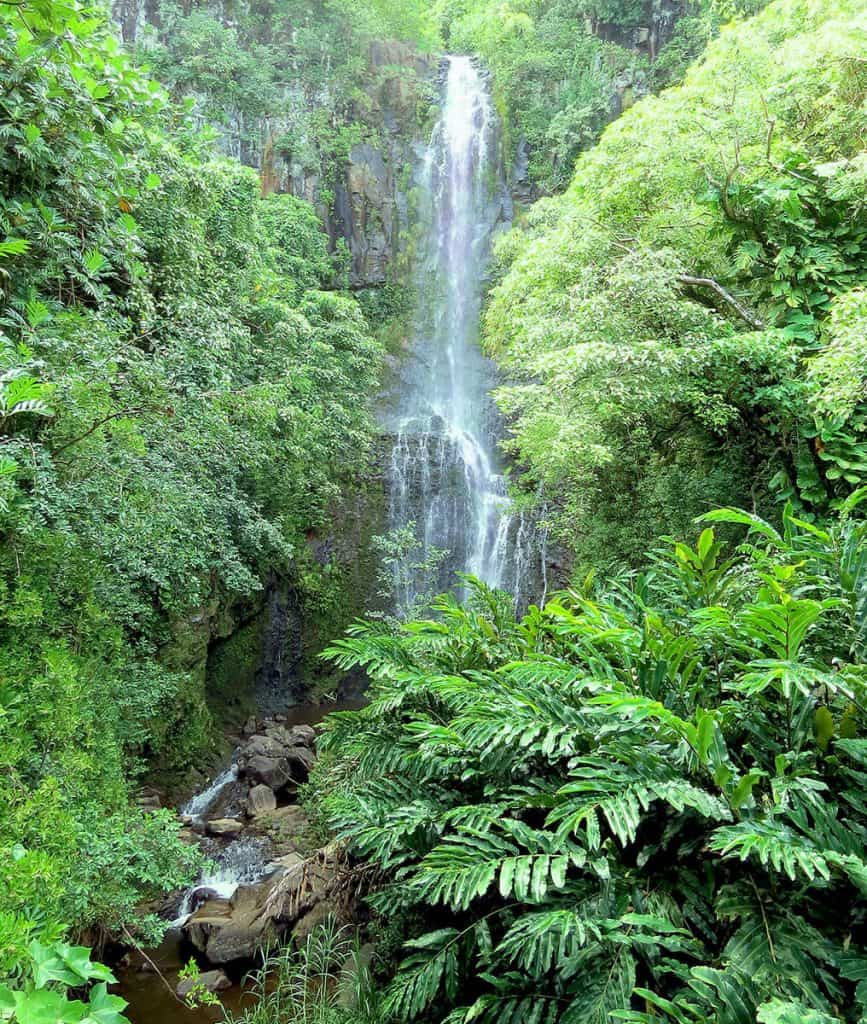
left=118, top=706, right=359, bottom=1022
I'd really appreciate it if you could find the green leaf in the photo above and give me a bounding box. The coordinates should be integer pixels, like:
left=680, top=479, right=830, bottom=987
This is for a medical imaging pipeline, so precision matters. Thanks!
left=13, top=989, right=86, bottom=1024
left=815, top=707, right=834, bottom=752
left=756, top=997, right=839, bottom=1024
left=0, top=238, right=30, bottom=258
left=29, top=941, right=82, bottom=988
left=0, top=986, right=15, bottom=1019
left=81, top=983, right=128, bottom=1024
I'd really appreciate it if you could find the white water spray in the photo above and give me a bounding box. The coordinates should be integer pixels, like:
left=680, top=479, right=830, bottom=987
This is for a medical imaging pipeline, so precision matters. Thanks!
left=386, top=57, right=544, bottom=612
left=181, top=765, right=238, bottom=821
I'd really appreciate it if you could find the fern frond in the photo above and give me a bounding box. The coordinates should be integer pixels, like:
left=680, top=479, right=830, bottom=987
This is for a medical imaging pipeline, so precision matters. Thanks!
left=710, top=819, right=833, bottom=882
left=494, top=908, right=602, bottom=975
left=384, top=928, right=462, bottom=1020
left=549, top=761, right=727, bottom=848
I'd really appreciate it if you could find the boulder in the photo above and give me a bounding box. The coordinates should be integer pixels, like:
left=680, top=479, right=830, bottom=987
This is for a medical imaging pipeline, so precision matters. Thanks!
left=289, top=724, right=316, bottom=748
left=176, top=969, right=231, bottom=999
left=338, top=944, right=376, bottom=1008
left=185, top=898, right=233, bottom=952
left=292, top=900, right=336, bottom=943
left=247, top=784, right=277, bottom=817
left=286, top=745, right=315, bottom=780
left=185, top=882, right=278, bottom=964
left=204, top=883, right=278, bottom=964
left=263, top=724, right=293, bottom=745
left=260, top=804, right=309, bottom=833
left=245, top=734, right=287, bottom=759
left=206, top=818, right=244, bottom=837
left=245, top=754, right=294, bottom=791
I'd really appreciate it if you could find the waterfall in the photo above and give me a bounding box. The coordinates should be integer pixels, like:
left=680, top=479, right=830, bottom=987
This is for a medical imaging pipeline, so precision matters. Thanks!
left=181, top=765, right=239, bottom=821
left=385, top=56, right=543, bottom=614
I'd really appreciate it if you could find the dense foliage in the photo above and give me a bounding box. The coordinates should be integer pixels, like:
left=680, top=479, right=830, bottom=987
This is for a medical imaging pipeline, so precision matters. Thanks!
left=5, top=1, right=867, bottom=1023
left=0, top=0, right=381, bottom=967
left=485, top=0, right=867, bottom=571
left=320, top=500, right=867, bottom=1022
left=134, top=0, right=740, bottom=200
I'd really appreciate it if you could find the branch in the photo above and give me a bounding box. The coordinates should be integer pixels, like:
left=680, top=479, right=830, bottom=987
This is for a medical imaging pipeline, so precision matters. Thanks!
left=51, top=406, right=154, bottom=456
left=120, top=926, right=190, bottom=1008
left=676, top=275, right=764, bottom=329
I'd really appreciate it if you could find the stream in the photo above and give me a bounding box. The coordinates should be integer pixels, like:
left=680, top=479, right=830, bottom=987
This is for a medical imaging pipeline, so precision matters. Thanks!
left=116, top=701, right=363, bottom=1024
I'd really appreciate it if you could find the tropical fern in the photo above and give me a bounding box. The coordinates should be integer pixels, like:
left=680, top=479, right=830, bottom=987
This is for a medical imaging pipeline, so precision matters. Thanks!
left=315, top=520, right=867, bottom=1023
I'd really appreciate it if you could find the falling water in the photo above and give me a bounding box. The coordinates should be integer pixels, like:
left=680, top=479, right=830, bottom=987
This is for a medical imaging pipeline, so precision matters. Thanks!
left=181, top=764, right=239, bottom=821
left=385, top=56, right=543, bottom=613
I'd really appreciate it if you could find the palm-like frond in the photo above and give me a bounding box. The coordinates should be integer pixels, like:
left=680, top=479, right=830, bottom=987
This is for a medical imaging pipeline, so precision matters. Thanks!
left=318, top=518, right=867, bottom=1024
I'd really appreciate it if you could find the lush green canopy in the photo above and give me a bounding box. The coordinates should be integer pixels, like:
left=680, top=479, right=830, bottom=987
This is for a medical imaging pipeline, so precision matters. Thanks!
left=0, top=0, right=382, bottom=966
left=485, top=0, right=867, bottom=571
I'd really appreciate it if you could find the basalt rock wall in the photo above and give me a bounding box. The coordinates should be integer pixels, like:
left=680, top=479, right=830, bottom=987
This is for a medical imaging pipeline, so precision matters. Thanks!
left=112, top=0, right=436, bottom=287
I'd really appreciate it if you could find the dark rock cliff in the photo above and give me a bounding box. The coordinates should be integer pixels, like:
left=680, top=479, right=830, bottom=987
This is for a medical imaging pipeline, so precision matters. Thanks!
left=112, top=0, right=435, bottom=288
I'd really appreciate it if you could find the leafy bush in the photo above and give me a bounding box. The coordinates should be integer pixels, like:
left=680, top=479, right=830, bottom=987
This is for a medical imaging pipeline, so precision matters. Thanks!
left=485, top=0, right=867, bottom=571
left=0, top=939, right=129, bottom=1024
left=0, top=0, right=382, bottom=963
left=139, top=0, right=439, bottom=175
left=318, top=500, right=867, bottom=1022
left=440, top=0, right=732, bottom=193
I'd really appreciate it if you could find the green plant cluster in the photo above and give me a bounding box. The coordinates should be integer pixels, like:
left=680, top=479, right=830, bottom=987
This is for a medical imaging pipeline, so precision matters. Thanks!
left=225, top=917, right=381, bottom=1024
left=484, top=0, right=867, bottom=572
left=318, top=498, right=867, bottom=1022
left=0, top=0, right=382, bottom=967
left=0, top=938, right=129, bottom=1024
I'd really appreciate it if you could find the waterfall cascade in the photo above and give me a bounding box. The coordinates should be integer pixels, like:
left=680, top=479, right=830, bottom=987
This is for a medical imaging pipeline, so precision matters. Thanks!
left=385, top=56, right=544, bottom=613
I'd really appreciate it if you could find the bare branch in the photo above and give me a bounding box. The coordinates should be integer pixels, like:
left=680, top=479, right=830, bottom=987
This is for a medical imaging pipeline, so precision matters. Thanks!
left=51, top=405, right=154, bottom=455
left=676, top=275, right=764, bottom=329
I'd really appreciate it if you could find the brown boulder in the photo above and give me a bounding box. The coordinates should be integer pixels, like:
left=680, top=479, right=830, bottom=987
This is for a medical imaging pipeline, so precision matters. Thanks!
left=206, top=818, right=244, bottom=837
left=186, top=882, right=278, bottom=964
left=285, top=745, right=315, bottom=780
left=289, top=725, right=316, bottom=748
left=247, top=784, right=277, bottom=817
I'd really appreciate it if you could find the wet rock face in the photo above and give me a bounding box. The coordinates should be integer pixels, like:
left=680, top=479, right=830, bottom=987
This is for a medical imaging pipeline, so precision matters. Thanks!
left=590, top=0, right=686, bottom=59
left=254, top=582, right=304, bottom=712
left=111, top=2, right=434, bottom=289
left=337, top=143, right=395, bottom=287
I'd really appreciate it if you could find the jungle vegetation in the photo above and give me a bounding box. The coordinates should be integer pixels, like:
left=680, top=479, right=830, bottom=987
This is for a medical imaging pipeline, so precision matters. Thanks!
left=312, top=1, right=867, bottom=1022
left=0, top=0, right=381, bottom=978
left=1, top=0, right=866, bottom=1022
